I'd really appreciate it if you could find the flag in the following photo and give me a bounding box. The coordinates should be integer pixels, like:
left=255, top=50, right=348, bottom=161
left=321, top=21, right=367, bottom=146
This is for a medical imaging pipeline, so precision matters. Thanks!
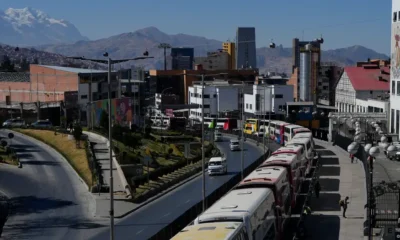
left=209, top=119, right=215, bottom=129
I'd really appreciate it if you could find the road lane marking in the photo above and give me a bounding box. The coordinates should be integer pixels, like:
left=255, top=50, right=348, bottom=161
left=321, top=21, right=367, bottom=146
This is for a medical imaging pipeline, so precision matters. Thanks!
left=136, top=229, right=145, bottom=235
left=185, top=199, right=190, bottom=203
left=160, top=212, right=171, bottom=219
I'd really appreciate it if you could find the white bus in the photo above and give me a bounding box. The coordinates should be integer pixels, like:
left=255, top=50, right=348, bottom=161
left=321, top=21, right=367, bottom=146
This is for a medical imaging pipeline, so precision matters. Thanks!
left=235, top=166, right=291, bottom=234
left=171, top=222, right=249, bottom=240
left=284, top=124, right=304, bottom=142
left=286, top=138, right=314, bottom=176
left=260, top=153, right=303, bottom=208
left=193, top=188, right=277, bottom=240
left=293, top=132, right=315, bottom=149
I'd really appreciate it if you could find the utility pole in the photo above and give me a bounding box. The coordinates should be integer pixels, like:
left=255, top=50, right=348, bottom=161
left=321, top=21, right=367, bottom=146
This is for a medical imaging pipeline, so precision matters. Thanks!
left=158, top=43, right=171, bottom=71
left=240, top=85, right=245, bottom=180
left=67, top=53, right=153, bottom=240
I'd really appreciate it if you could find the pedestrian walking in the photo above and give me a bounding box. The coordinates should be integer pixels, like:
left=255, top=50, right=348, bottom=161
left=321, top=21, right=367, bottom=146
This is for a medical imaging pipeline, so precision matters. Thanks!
left=339, top=196, right=350, bottom=218
left=314, top=180, right=321, bottom=198
left=350, top=153, right=355, bottom=163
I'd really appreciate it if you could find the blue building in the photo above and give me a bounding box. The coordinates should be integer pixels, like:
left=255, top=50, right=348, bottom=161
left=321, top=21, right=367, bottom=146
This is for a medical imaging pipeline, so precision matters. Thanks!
left=171, top=48, right=194, bottom=70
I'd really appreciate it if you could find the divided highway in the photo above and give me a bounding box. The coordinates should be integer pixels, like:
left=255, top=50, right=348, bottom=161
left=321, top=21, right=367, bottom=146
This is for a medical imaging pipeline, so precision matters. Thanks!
left=88, top=136, right=277, bottom=240
left=0, top=130, right=98, bottom=240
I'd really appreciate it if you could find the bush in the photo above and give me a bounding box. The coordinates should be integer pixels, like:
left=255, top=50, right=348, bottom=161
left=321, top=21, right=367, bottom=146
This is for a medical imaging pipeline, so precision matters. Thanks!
left=100, top=110, right=109, bottom=131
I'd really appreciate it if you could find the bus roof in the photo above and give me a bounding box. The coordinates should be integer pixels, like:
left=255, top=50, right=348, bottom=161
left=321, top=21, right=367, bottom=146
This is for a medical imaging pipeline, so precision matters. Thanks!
left=294, top=127, right=310, bottom=133
left=260, top=154, right=298, bottom=168
left=272, top=145, right=303, bottom=155
left=237, top=166, right=287, bottom=188
left=287, top=138, right=311, bottom=146
left=293, top=132, right=312, bottom=138
left=209, top=157, right=224, bottom=163
left=284, top=124, right=303, bottom=130
left=197, top=188, right=273, bottom=223
left=171, top=222, right=243, bottom=240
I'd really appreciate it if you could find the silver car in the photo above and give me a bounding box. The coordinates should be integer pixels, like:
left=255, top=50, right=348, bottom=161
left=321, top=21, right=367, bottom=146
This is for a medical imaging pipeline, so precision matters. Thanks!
left=2, top=118, right=25, bottom=128
left=230, top=139, right=240, bottom=151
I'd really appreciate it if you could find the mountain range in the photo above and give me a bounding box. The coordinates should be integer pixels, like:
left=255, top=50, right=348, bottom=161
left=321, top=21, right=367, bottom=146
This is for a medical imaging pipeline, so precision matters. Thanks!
left=0, top=7, right=88, bottom=46
left=35, top=26, right=390, bottom=74
left=0, top=8, right=390, bottom=74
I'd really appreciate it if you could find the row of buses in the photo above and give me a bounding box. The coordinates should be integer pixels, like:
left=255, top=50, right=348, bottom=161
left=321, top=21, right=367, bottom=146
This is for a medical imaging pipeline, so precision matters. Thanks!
left=172, top=126, right=316, bottom=240
left=244, top=118, right=312, bottom=146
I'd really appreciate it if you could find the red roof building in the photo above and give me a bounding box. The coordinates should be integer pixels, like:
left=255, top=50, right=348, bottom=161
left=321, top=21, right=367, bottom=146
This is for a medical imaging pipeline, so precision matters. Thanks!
left=335, top=62, right=390, bottom=113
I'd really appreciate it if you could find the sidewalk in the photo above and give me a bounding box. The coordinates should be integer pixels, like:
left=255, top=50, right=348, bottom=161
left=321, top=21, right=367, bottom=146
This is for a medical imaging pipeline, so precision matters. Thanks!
left=306, top=139, right=366, bottom=240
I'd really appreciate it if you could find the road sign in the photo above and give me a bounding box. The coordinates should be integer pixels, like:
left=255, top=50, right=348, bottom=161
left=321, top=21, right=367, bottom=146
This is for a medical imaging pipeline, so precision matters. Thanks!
left=8, top=133, right=14, bottom=139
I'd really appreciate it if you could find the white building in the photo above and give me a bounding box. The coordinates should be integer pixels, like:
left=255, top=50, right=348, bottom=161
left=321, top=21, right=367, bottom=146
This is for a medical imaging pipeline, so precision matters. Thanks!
left=390, top=0, right=400, bottom=135
left=335, top=63, right=390, bottom=114
left=244, top=84, right=293, bottom=115
left=188, top=81, right=251, bottom=122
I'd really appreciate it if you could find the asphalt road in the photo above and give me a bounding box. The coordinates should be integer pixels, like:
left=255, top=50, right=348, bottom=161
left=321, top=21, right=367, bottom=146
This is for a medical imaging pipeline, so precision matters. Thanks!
left=0, top=130, right=98, bottom=240
left=88, top=136, right=276, bottom=240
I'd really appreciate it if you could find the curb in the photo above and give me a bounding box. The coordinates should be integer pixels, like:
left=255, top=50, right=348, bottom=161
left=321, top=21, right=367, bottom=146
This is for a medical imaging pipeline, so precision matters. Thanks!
left=113, top=170, right=203, bottom=218
left=83, top=131, right=131, bottom=197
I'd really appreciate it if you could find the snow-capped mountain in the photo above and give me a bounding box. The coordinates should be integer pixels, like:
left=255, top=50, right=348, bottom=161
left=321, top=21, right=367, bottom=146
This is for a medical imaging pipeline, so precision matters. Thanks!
left=0, top=7, right=89, bottom=46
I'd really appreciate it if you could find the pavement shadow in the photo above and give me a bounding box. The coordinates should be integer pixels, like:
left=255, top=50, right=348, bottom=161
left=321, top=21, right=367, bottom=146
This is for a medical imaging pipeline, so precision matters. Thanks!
left=317, top=150, right=336, bottom=156
left=304, top=214, right=340, bottom=239
left=10, top=144, right=37, bottom=149
left=8, top=196, right=75, bottom=216
left=12, top=148, right=41, bottom=153
left=22, top=160, right=59, bottom=166
left=16, top=153, right=35, bottom=159
left=314, top=145, right=325, bottom=150
left=310, top=193, right=341, bottom=211
left=319, top=178, right=340, bottom=192
left=320, top=157, right=339, bottom=165
left=318, top=166, right=341, bottom=176
left=4, top=217, right=106, bottom=239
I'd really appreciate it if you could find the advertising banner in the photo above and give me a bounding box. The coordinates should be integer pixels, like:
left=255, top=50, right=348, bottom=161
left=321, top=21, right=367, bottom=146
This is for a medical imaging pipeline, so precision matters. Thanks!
left=92, top=97, right=134, bottom=127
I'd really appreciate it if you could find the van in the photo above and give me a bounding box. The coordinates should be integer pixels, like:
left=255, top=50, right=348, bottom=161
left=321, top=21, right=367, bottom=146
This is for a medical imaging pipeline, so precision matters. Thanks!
left=208, top=157, right=227, bottom=175
left=214, top=132, right=223, bottom=142
left=230, top=139, right=240, bottom=151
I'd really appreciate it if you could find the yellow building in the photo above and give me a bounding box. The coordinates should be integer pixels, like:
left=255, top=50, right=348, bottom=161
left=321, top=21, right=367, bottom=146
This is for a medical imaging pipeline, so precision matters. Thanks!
left=222, top=42, right=236, bottom=70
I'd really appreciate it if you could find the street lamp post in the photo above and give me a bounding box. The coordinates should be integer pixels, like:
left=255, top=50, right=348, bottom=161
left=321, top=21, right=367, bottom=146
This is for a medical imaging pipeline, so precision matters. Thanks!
left=67, top=53, right=153, bottom=240
left=159, top=87, right=173, bottom=130
left=185, top=72, right=227, bottom=212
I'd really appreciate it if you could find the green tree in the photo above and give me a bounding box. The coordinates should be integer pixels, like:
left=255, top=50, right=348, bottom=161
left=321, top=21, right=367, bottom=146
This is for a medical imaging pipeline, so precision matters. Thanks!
left=32, top=58, right=39, bottom=64
left=19, top=58, right=30, bottom=72
left=100, top=110, right=109, bottom=132
left=73, top=123, right=83, bottom=148
left=0, top=55, right=15, bottom=72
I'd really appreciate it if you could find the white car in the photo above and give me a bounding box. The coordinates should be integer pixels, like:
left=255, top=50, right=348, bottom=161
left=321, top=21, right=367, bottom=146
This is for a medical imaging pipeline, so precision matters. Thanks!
left=230, top=139, right=240, bottom=151
left=208, top=157, right=227, bottom=175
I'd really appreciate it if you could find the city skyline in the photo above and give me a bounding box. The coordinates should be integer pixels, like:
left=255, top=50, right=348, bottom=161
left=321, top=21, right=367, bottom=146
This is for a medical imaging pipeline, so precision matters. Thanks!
left=0, top=0, right=391, bottom=54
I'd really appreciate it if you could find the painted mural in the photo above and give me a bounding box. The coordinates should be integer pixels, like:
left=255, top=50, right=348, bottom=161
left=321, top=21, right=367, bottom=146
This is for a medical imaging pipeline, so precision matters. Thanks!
left=392, top=25, right=400, bottom=79
left=92, top=97, right=133, bottom=127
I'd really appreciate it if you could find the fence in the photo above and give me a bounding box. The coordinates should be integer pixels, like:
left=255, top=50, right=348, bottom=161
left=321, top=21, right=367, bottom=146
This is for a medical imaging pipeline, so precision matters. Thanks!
left=333, top=133, right=400, bottom=235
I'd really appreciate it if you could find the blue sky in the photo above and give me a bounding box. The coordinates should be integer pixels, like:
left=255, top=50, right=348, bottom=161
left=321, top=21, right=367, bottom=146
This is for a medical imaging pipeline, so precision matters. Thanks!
left=0, top=0, right=392, bottom=54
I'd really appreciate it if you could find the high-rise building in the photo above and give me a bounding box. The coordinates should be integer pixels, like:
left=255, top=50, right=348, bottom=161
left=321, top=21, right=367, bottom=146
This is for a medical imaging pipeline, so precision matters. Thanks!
left=171, top=48, right=194, bottom=70
left=222, top=42, right=236, bottom=69
left=236, top=27, right=257, bottom=70
left=288, top=39, right=322, bottom=102
left=390, top=0, right=400, bottom=136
